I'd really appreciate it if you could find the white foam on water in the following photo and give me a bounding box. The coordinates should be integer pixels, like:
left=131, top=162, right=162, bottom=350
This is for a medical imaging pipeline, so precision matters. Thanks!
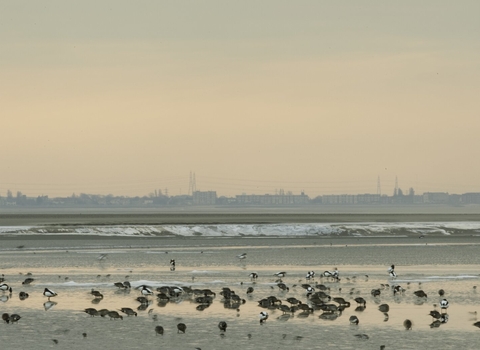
left=2, top=222, right=480, bottom=238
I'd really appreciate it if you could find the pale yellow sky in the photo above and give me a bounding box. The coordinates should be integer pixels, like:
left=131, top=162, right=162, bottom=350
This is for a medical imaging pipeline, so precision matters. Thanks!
left=1, top=1, right=479, bottom=197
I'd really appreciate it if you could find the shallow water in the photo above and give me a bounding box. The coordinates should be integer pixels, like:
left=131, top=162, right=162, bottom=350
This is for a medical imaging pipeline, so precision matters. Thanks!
left=1, top=236, right=480, bottom=349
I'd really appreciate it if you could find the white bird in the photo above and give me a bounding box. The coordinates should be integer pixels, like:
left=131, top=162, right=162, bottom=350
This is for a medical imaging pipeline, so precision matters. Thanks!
left=440, top=298, right=449, bottom=310
left=259, top=311, right=268, bottom=324
left=237, top=253, right=247, bottom=259
left=274, top=272, right=286, bottom=278
left=0, top=284, right=11, bottom=292
left=43, top=288, right=57, bottom=300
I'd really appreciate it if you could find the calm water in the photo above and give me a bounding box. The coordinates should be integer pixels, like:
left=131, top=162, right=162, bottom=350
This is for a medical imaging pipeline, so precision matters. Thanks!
left=1, top=236, right=480, bottom=349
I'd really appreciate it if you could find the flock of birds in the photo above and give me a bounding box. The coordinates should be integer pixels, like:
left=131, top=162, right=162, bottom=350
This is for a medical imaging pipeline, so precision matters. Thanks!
left=1, top=257, right=480, bottom=349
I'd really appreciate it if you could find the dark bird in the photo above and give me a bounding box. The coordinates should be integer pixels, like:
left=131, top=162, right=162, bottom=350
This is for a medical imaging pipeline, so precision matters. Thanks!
left=9, top=314, right=21, bottom=323
left=378, top=304, right=390, bottom=313
left=354, top=297, right=366, bottom=306
left=218, top=321, right=227, bottom=332
left=246, top=287, right=254, bottom=294
left=2, top=313, right=10, bottom=323
left=274, top=272, right=286, bottom=278
left=155, top=325, right=164, bottom=335
left=22, top=278, right=35, bottom=285
left=177, top=323, right=187, bottom=333
left=120, top=307, right=137, bottom=316
left=107, top=311, right=123, bottom=320
left=19, top=291, right=29, bottom=300
left=349, top=315, right=359, bottom=325
left=84, top=308, right=98, bottom=317
left=429, top=310, right=442, bottom=319
left=473, top=321, right=480, bottom=328
left=414, top=290, right=427, bottom=298
left=43, top=288, right=57, bottom=300
left=249, top=272, right=258, bottom=280
left=404, top=319, right=413, bottom=330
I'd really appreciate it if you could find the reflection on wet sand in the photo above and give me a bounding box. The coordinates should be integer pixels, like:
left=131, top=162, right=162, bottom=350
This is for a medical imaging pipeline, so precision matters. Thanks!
left=1, top=236, right=480, bottom=349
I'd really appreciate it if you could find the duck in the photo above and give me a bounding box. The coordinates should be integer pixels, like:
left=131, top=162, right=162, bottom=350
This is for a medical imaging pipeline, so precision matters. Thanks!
left=141, top=286, right=153, bottom=296
left=43, top=288, right=57, bottom=300
left=259, top=311, right=269, bottom=324
left=155, top=325, right=164, bottom=335
left=440, top=298, right=449, bottom=311
left=120, top=307, right=138, bottom=316
left=22, top=278, right=34, bottom=285
left=218, top=321, right=227, bottom=332
left=349, top=315, right=359, bottom=325
left=177, top=323, right=187, bottom=333
left=274, top=272, right=286, bottom=278
left=237, top=253, right=247, bottom=259
left=249, top=272, right=258, bottom=280
left=404, top=319, right=413, bottom=330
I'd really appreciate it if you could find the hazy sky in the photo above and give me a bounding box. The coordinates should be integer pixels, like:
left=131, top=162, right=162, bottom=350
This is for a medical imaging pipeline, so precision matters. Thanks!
left=1, top=1, right=479, bottom=197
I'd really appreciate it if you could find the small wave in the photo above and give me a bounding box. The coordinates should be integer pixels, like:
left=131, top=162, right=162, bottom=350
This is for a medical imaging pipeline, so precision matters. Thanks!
left=2, top=222, right=480, bottom=238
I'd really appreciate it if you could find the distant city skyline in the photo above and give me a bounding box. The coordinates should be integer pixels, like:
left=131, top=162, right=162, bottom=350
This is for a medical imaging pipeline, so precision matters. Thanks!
left=1, top=173, right=479, bottom=199
left=2, top=2, right=479, bottom=198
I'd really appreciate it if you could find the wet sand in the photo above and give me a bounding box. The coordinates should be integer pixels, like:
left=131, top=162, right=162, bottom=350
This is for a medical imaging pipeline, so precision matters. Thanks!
left=2, top=213, right=480, bottom=349
left=2, top=211, right=480, bottom=226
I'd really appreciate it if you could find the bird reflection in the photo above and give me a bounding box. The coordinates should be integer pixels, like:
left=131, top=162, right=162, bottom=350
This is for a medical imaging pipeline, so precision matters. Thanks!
left=44, top=301, right=58, bottom=311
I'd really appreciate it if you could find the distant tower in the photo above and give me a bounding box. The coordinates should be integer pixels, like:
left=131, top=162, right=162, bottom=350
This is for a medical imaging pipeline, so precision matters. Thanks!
left=377, top=176, right=381, bottom=196
left=188, top=171, right=197, bottom=195
left=394, top=176, right=399, bottom=196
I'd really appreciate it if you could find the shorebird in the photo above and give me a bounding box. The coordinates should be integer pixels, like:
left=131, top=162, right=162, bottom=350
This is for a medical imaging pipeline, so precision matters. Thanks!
left=237, top=253, right=247, bottom=260
left=19, top=291, right=29, bottom=300
left=97, top=254, right=108, bottom=260
left=414, top=290, right=428, bottom=298
left=354, top=297, right=367, bottom=306
left=107, top=311, right=123, bottom=320
left=440, top=298, right=449, bottom=312
left=378, top=304, right=390, bottom=313
left=0, top=284, right=11, bottom=293
left=246, top=287, right=254, bottom=294
left=155, top=325, right=164, bottom=335
left=2, top=313, right=10, bottom=323
left=249, top=272, right=258, bottom=280
left=259, top=311, right=269, bottom=324
left=22, top=278, right=34, bottom=285
left=274, top=272, right=286, bottom=278
left=84, top=308, right=98, bottom=317
left=349, top=315, right=359, bottom=325
left=306, top=271, right=315, bottom=281
left=388, top=264, right=397, bottom=278
left=141, top=286, right=153, bottom=296
left=177, top=323, right=187, bottom=333
left=404, top=319, right=413, bottom=330
left=120, top=308, right=137, bottom=316
left=323, top=268, right=339, bottom=279
left=218, top=321, right=227, bottom=332
left=43, top=288, right=57, bottom=301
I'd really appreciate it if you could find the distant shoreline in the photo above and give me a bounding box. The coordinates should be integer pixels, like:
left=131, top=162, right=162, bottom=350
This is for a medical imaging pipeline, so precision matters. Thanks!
left=1, top=211, right=480, bottom=226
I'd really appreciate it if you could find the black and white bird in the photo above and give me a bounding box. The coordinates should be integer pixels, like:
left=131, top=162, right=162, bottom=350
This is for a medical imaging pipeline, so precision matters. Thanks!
left=274, top=272, right=286, bottom=278
left=237, top=253, right=247, bottom=260
left=306, top=271, right=315, bottom=280
left=170, top=259, right=176, bottom=271
left=249, top=272, right=259, bottom=280
left=141, top=286, right=153, bottom=296
left=0, top=284, right=11, bottom=293
left=43, top=288, right=57, bottom=300
left=259, top=311, right=268, bottom=324
left=323, top=268, right=339, bottom=279
left=440, top=298, right=449, bottom=311
left=388, top=264, right=397, bottom=278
